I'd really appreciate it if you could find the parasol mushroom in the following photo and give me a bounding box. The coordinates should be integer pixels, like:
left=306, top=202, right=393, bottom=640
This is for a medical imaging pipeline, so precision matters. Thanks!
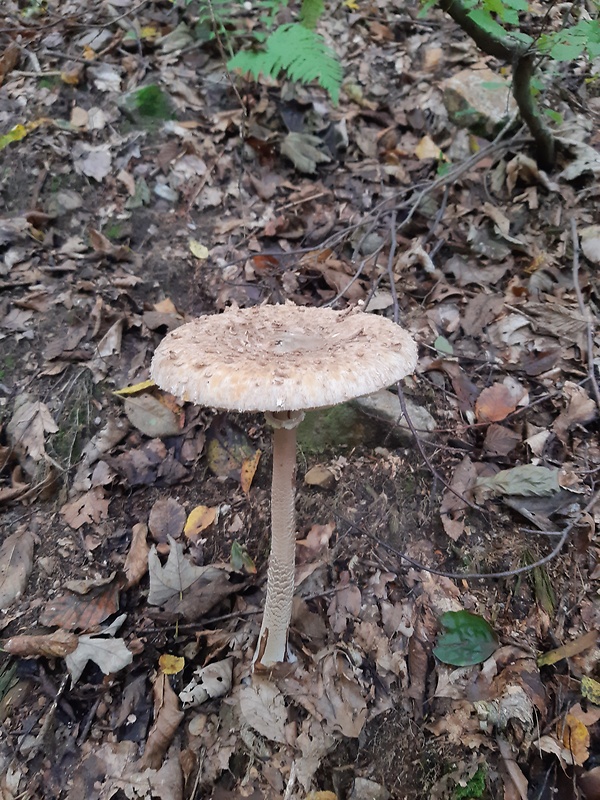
left=150, top=303, right=417, bottom=667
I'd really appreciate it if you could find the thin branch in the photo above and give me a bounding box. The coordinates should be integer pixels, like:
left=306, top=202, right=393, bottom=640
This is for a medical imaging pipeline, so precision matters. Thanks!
left=336, top=487, right=600, bottom=581
left=571, top=218, right=600, bottom=411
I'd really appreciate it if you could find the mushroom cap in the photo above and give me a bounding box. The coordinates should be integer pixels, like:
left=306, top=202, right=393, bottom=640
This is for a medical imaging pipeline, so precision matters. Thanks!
left=150, top=304, right=417, bottom=412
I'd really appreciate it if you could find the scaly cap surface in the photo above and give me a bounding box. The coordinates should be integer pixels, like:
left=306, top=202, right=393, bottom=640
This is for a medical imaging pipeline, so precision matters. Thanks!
left=150, top=304, right=417, bottom=412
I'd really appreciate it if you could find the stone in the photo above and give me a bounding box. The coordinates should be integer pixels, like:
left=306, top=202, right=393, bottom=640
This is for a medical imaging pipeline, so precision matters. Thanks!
left=349, top=778, right=391, bottom=800
left=442, top=67, right=517, bottom=136
left=352, top=389, right=436, bottom=442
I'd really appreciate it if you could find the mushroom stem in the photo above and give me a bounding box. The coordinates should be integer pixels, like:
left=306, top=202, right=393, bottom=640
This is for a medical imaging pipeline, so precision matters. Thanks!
left=254, top=412, right=302, bottom=667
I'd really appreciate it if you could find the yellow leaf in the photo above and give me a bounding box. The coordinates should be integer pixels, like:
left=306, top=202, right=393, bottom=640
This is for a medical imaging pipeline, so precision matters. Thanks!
left=559, top=713, right=590, bottom=766
left=342, top=0, right=359, bottom=8
left=113, top=379, right=156, bottom=396
left=414, top=135, right=442, bottom=161
left=189, top=239, right=209, bottom=260
left=184, top=505, right=218, bottom=538
left=0, top=118, right=50, bottom=151
left=140, top=25, right=160, bottom=40
left=582, top=676, right=600, bottom=706
left=82, top=45, right=97, bottom=60
left=153, top=298, right=178, bottom=314
left=241, top=449, right=261, bottom=494
left=60, top=65, right=82, bottom=85
left=159, top=653, right=185, bottom=675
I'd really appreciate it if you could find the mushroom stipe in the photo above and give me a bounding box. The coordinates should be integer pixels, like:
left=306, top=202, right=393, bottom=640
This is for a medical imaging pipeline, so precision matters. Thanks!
left=151, top=303, right=417, bottom=668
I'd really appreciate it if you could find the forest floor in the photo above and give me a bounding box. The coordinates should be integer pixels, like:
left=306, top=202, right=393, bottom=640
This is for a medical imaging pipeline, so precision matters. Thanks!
left=1, top=1, right=600, bottom=799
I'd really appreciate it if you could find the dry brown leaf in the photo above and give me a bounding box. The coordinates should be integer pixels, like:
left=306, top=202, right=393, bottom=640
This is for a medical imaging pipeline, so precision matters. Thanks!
left=6, top=395, right=58, bottom=461
left=552, top=381, right=598, bottom=442
left=124, top=394, right=182, bottom=438
left=439, top=456, right=477, bottom=541
left=475, top=379, right=526, bottom=423
left=39, top=576, right=122, bottom=631
left=483, top=424, right=521, bottom=457
left=4, top=629, right=79, bottom=659
left=238, top=677, right=288, bottom=743
left=149, top=498, right=187, bottom=542
left=240, top=449, right=261, bottom=494
left=0, top=528, right=36, bottom=609
left=141, top=672, right=185, bottom=769
left=559, top=713, right=590, bottom=766
left=318, top=651, right=368, bottom=738
left=60, top=487, right=110, bottom=529
left=125, top=522, right=150, bottom=588
left=497, top=737, right=528, bottom=800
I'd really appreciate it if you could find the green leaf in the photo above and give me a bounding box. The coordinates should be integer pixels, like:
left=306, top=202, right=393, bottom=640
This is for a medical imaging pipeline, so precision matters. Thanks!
left=418, top=0, right=438, bottom=17
left=544, top=108, right=563, bottom=124
left=434, top=335, right=454, bottom=355
left=434, top=611, right=499, bottom=667
left=228, top=23, right=342, bottom=103
left=300, top=0, right=325, bottom=29
left=550, top=41, right=585, bottom=60
left=467, top=8, right=509, bottom=39
left=474, top=464, right=560, bottom=499
left=230, top=541, right=257, bottom=574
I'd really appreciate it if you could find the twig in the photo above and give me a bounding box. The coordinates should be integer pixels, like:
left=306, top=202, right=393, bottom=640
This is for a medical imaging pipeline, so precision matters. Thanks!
left=571, top=218, right=600, bottom=410
left=387, top=210, right=400, bottom=324
left=396, top=385, right=484, bottom=514
left=282, top=761, right=297, bottom=800
left=336, top=486, right=600, bottom=581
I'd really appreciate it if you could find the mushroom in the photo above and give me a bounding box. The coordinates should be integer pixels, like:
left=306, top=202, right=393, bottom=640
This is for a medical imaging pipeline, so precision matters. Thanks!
left=150, top=303, right=417, bottom=667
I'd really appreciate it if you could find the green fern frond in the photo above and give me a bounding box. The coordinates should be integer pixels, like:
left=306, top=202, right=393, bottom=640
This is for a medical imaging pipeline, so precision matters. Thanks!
left=300, top=0, right=325, bottom=29
left=228, top=22, right=342, bottom=103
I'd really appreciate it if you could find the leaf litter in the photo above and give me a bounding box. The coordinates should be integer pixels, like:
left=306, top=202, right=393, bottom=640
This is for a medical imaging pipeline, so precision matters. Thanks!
left=0, top=0, right=599, bottom=797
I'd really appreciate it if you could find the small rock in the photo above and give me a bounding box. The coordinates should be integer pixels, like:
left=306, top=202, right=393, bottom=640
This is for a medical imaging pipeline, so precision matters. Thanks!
left=580, top=225, right=600, bottom=264
left=442, top=67, right=516, bottom=136
left=352, top=389, right=436, bottom=442
left=349, top=778, right=391, bottom=800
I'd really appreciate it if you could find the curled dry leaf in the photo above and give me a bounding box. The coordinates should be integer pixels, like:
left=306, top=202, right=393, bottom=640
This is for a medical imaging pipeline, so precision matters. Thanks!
left=552, top=382, right=598, bottom=443
left=4, top=629, right=79, bottom=659
left=179, top=658, right=233, bottom=707
left=140, top=671, right=185, bottom=769
left=125, top=522, right=150, bottom=589
left=0, top=529, right=37, bottom=609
